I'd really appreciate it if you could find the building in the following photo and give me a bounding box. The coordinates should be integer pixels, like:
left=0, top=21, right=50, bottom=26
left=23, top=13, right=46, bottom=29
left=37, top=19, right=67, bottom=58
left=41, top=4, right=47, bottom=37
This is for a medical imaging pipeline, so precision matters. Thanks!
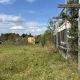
left=28, top=37, right=35, bottom=44
left=54, top=20, right=71, bottom=58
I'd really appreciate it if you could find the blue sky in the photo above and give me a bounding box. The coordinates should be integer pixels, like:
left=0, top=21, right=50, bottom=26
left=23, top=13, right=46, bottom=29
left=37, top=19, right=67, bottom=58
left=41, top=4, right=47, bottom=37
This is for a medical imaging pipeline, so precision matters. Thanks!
left=0, top=0, right=64, bottom=35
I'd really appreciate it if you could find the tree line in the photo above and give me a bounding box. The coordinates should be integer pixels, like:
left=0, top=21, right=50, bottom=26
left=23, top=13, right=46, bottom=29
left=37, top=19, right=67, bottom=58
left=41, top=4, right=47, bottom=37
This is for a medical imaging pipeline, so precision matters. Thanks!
left=0, top=33, right=33, bottom=44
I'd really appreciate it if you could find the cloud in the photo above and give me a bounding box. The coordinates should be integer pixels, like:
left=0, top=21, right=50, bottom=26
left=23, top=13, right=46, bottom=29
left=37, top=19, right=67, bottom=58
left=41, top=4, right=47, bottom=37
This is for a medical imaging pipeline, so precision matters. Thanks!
left=25, top=21, right=47, bottom=33
left=0, top=0, right=15, bottom=4
left=26, top=0, right=36, bottom=3
left=10, top=26, right=25, bottom=30
left=0, top=14, right=22, bottom=22
left=10, top=25, right=25, bottom=34
left=0, top=14, right=47, bottom=35
left=0, top=14, right=25, bottom=33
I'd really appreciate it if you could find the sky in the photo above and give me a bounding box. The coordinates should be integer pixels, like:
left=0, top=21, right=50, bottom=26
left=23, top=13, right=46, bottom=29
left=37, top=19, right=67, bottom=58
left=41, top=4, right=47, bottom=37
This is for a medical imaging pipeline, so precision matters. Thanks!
left=0, top=0, right=64, bottom=35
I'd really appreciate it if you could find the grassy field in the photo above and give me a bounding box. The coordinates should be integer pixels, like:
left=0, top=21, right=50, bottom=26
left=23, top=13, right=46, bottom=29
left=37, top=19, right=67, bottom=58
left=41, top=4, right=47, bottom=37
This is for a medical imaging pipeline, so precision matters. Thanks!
left=0, top=44, right=80, bottom=80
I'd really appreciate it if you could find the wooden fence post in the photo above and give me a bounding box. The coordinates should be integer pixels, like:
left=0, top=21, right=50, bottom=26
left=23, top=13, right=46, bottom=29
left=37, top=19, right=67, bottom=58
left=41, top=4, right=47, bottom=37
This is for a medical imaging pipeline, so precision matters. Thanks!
left=78, top=0, right=80, bottom=73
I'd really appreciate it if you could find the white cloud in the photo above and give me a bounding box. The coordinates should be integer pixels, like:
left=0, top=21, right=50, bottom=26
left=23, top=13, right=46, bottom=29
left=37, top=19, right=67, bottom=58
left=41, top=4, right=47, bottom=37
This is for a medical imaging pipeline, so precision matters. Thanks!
left=26, top=0, right=36, bottom=3
left=36, top=28, right=41, bottom=32
left=10, top=25, right=25, bottom=34
left=25, top=21, right=47, bottom=33
left=0, top=0, right=15, bottom=4
left=0, top=14, right=47, bottom=35
left=0, top=14, right=25, bottom=34
left=25, top=22, right=39, bottom=32
left=10, top=26, right=25, bottom=30
left=0, top=14, right=22, bottom=22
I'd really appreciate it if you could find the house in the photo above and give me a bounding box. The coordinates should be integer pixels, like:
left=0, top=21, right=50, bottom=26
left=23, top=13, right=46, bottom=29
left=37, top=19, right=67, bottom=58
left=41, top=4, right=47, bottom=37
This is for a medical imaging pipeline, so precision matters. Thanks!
left=28, top=37, right=35, bottom=44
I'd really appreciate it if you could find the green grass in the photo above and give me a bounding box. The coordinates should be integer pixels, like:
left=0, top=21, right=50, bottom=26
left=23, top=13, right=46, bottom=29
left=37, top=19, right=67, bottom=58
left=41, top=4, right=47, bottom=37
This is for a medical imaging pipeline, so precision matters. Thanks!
left=0, top=44, right=80, bottom=80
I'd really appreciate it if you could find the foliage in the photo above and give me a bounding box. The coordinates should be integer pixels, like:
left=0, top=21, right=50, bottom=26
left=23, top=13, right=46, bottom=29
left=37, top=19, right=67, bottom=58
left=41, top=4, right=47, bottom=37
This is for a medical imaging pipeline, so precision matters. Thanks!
left=0, top=33, right=19, bottom=42
left=35, top=20, right=54, bottom=47
left=40, top=29, right=54, bottom=47
left=28, top=33, right=33, bottom=37
left=39, top=19, right=55, bottom=47
left=67, top=0, right=78, bottom=54
left=35, top=34, right=41, bottom=44
left=21, top=33, right=28, bottom=38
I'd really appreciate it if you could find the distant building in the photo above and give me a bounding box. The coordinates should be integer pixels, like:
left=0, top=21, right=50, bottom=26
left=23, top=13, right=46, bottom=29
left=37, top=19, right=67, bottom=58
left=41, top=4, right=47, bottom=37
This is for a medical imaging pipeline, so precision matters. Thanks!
left=28, top=37, right=35, bottom=44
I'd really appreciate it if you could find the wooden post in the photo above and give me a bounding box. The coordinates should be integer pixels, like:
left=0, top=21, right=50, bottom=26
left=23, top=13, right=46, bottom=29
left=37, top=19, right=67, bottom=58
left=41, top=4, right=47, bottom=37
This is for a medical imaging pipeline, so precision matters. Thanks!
left=56, top=20, right=59, bottom=48
left=65, top=0, right=68, bottom=58
left=52, top=18, right=59, bottom=48
left=78, top=0, right=80, bottom=72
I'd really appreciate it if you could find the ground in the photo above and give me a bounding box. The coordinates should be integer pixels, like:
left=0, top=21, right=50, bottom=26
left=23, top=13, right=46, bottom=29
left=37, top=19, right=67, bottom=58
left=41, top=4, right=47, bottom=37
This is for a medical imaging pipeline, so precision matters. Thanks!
left=0, top=44, right=80, bottom=80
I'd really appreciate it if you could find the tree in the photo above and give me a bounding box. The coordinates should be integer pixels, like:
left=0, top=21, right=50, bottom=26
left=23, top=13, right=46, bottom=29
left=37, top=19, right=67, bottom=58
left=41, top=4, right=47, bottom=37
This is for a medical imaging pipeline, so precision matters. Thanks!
left=41, top=27, right=54, bottom=47
left=21, top=33, right=28, bottom=37
left=28, top=33, right=33, bottom=37
left=35, top=34, right=41, bottom=44
left=0, top=33, right=20, bottom=42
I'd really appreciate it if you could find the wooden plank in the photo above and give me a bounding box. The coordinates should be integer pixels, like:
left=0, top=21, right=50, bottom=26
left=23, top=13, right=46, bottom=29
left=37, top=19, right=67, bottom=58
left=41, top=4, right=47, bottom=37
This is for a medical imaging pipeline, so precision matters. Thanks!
left=53, top=17, right=62, bottom=19
left=58, top=45, right=67, bottom=50
left=58, top=4, right=80, bottom=8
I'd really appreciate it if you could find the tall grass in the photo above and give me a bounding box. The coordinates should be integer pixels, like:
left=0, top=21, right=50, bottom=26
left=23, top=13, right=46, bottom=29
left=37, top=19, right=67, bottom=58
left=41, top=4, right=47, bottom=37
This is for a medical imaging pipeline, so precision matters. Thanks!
left=0, top=44, right=80, bottom=80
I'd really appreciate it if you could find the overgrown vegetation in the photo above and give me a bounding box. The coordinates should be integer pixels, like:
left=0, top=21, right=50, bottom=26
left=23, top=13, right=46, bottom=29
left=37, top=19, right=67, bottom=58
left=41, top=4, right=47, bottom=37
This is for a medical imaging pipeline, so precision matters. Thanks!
left=0, top=44, right=80, bottom=80
left=60, top=0, right=78, bottom=55
left=36, top=20, right=54, bottom=47
left=35, top=29, right=54, bottom=47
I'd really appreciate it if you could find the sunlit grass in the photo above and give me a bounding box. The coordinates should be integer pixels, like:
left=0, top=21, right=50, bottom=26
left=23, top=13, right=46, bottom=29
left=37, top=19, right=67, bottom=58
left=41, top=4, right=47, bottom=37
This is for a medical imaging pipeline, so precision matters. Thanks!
left=0, top=44, right=80, bottom=80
